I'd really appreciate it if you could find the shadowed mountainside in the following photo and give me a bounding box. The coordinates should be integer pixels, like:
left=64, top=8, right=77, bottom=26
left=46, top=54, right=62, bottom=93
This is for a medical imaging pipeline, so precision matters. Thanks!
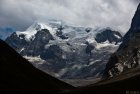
left=0, top=39, right=74, bottom=94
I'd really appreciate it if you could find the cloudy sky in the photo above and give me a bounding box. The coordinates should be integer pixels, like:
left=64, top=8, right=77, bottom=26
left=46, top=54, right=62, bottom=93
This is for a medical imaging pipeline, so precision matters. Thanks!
left=0, top=0, right=140, bottom=34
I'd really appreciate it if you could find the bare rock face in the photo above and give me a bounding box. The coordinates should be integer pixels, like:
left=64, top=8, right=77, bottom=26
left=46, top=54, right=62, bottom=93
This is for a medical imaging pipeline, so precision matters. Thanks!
left=6, top=32, right=29, bottom=52
left=95, top=29, right=122, bottom=44
left=103, top=3, right=140, bottom=78
left=20, top=29, right=54, bottom=56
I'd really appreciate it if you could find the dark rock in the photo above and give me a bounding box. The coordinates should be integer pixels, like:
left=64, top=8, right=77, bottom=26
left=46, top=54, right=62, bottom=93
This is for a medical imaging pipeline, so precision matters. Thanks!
left=95, top=28, right=122, bottom=44
left=6, top=32, right=29, bottom=52
left=21, top=29, right=54, bottom=56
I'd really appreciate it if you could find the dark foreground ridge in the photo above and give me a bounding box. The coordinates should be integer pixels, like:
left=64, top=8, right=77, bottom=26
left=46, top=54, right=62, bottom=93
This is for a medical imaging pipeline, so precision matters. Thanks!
left=0, top=39, right=74, bottom=94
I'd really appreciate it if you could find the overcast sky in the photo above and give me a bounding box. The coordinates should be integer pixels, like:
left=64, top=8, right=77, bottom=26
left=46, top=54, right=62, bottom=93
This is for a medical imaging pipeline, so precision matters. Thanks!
left=0, top=0, right=140, bottom=33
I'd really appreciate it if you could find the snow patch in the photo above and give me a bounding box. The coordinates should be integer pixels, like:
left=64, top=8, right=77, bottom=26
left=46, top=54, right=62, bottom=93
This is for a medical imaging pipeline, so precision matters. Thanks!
left=19, top=47, right=25, bottom=53
left=114, top=34, right=121, bottom=39
left=96, top=41, right=117, bottom=49
left=72, top=64, right=83, bottom=69
left=86, top=38, right=97, bottom=44
left=23, top=56, right=45, bottom=64
left=55, top=68, right=68, bottom=77
left=88, top=60, right=101, bottom=66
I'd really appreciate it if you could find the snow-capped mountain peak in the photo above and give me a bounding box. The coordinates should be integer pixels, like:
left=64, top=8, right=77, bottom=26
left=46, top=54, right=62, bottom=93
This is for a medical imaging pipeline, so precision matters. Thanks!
left=27, top=22, right=51, bottom=31
left=6, top=19, right=123, bottom=79
left=16, top=22, right=56, bottom=41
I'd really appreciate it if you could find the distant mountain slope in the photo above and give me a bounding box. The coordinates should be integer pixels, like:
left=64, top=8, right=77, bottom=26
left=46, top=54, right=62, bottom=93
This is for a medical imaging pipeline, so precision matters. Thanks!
left=0, top=39, right=74, bottom=94
left=5, top=21, right=122, bottom=79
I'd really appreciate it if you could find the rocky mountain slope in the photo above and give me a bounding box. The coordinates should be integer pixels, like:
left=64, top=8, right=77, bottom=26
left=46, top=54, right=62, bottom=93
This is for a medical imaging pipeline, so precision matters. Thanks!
left=103, top=3, right=140, bottom=78
left=6, top=20, right=122, bottom=79
left=0, top=39, right=74, bottom=94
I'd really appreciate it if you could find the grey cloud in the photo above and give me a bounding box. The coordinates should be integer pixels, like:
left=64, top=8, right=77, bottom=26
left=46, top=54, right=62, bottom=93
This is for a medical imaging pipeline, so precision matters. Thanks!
left=0, top=0, right=140, bottom=33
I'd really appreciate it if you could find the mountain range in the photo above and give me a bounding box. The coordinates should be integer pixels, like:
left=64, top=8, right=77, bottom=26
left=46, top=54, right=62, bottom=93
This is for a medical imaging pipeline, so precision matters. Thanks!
left=5, top=20, right=122, bottom=81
